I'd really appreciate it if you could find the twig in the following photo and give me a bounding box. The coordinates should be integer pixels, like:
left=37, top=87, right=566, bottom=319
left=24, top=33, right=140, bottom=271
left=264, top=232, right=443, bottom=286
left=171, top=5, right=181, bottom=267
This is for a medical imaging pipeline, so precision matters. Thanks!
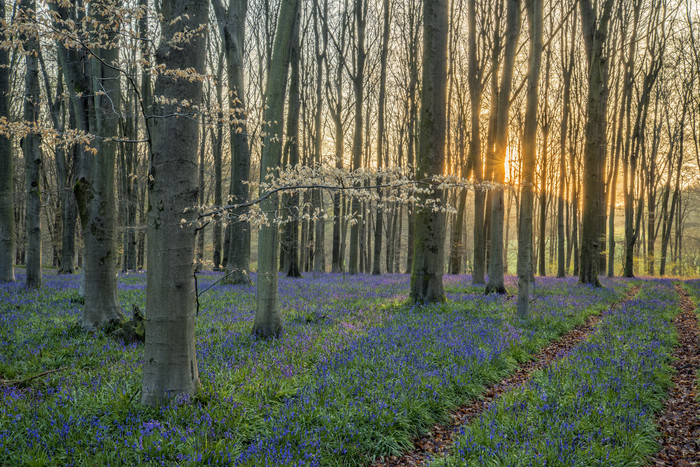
left=0, top=366, right=69, bottom=387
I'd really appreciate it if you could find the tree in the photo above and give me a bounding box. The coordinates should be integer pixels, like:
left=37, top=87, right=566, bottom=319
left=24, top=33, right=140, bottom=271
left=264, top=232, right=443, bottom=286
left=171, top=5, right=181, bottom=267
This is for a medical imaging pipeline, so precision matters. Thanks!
left=578, top=0, right=615, bottom=286
left=141, top=0, right=210, bottom=405
left=253, top=0, right=300, bottom=338
left=517, top=0, right=543, bottom=319
left=410, top=0, right=447, bottom=303
left=348, top=0, right=366, bottom=275
left=312, top=0, right=328, bottom=274
left=212, top=0, right=254, bottom=286
left=372, top=0, right=390, bottom=276
left=557, top=10, right=576, bottom=278
left=486, top=0, right=521, bottom=294
left=48, top=0, right=123, bottom=327
left=21, top=0, right=42, bottom=289
left=0, top=0, right=12, bottom=283
left=281, top=0, right=302, bottom=278
left=468, top=0, right=487, bottom=285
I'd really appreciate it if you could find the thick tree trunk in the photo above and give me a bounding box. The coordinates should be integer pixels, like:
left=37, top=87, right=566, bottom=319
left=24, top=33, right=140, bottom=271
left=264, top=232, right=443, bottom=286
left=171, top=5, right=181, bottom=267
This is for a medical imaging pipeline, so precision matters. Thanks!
left=0, top=0, right=14, bottom=283
left=410, top=0, right=447, bottom=303
left=578, top=0, right=613, bottom=287
left=253, top=0, right=299, bottom=338
left=50, top=0, right=123, bottom=326
left=22, top=0, right=42, bottom=289
left=486, top=0, right=521, bottom=295
left=516, top=0, right=542, bottom=319
left=141, top=0, right=209, bottom=405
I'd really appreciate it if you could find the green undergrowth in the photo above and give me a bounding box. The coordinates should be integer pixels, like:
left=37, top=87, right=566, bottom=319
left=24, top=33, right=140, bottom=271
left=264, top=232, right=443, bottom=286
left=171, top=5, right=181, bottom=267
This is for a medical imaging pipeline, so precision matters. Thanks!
left=432, top=280, right=678, bottom=466
left=0, top=274, right=629, bottom=465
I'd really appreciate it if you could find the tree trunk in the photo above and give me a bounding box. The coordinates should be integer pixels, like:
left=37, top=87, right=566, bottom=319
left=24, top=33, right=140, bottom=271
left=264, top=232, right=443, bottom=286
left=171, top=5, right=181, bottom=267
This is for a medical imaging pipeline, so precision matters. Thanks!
left=312, top=0, right=327, bottom=274
left=410, top=0, right=447, bottom=303
left=212, top=0, right=253, bottom=285
left=141, top=0, right=209, bottom=405
left=578, top=0, right=614, bottom=286
left=0, top=0, right=14, bottom=282
left=253, top=0, right=299, bottom=338
left=349, top=0, right=366, bottom=276
left=372, top=0, right=390, bottom=275
left=486, top=0, right=521, bottom=295
left=22, top=0, right=42, bottom=288
left=516, top=0, right=542, bottom=319
left=557, top=14, right=575, bottom=278
left=468, top=0, right=485, bottom=285
left=283, top=2, right=301, bottom=278
left=212, top=89, right=223, bottom=271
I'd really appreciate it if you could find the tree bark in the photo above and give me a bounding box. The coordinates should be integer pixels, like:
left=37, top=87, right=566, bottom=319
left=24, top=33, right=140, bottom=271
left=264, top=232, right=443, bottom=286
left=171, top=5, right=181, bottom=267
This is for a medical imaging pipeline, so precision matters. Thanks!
left=313, top=0, right=327, bottom=274
left=21, top=0, right=42, bottom=289
left=372, top=0, right=390, bottom=275
left=141, top=0, right=209, bottom=405
left=213, top=0, right=253, bottom=285
left=557, top=13, right=575, bottom=278
left=253, top=0, right=299, bottom=338
left=578, top=0, right=614, bottom=287
left=410, top=0, right=447, bottom=303
left=468, top=0, right=485, bottom=284
left=282, top=1, right=301, bottom=278
left=516, top=0, right=543, bottom=319
left=349, top=0, right=366, bottom=275
left=486, top=0, right=521, bottom=295
left=0, top=0, right=14, bottom=283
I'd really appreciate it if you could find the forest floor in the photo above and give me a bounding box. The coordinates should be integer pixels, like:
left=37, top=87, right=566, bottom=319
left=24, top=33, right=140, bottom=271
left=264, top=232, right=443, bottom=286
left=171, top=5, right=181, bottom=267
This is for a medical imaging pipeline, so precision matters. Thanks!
left=0, top=272, right=699, bottom=465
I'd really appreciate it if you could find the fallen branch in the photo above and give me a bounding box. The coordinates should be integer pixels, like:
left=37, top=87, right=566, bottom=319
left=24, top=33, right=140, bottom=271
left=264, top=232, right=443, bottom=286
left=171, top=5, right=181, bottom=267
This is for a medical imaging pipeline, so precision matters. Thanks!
left=0, top=366, right=69, bottom=387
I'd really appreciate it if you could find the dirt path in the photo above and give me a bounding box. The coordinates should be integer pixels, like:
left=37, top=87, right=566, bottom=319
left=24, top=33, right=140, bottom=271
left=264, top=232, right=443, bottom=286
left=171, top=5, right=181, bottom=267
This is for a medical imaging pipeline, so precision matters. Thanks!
left=373, top=285, right=640, bottom=467
left=650, top=284, right=700, bottom=466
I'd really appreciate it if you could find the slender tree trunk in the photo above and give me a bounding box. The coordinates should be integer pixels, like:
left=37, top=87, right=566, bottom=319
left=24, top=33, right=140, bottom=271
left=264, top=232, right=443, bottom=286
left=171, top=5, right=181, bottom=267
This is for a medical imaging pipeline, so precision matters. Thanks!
left=486, top=0, right=521, bottom=294
left=517, top=0, right=542, bottom=319
left=283, top=3, right=301, bottom=278
left=253, top=0, right=299, bottom=338
left=212, top=0, right=253, bottom=285
left=22, top=0, right=42, bottom=288
left=469, top=0, right=485, bottom=285
left=557, top=16, right=574, bottom=278
left=141, top=0, right=209, bottom=405
left=0, top=0, right=14, bottom=282
left=372, top=0, right=390, bottom=275
left=212, top=90, right=223, bottom=271
left=196, top=119, right=206, bottom=270
left=410, top=0, right=447, bottom=303
left=349, top=0, right=366, bottom=275
left=311, top=1, right=327, bottom=274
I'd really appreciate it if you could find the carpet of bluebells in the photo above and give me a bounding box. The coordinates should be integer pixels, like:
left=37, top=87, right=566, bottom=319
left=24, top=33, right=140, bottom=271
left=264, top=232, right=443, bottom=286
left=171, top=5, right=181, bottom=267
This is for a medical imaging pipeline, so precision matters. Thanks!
left=433, top=279, right=679, bottom=466
left=0, top=270, right=681, bottom=466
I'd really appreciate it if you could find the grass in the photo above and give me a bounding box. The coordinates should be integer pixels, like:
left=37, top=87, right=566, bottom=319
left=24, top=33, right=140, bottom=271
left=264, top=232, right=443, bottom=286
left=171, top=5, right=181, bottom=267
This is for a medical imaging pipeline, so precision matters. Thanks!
left=0, top=272, right=634, bottom=465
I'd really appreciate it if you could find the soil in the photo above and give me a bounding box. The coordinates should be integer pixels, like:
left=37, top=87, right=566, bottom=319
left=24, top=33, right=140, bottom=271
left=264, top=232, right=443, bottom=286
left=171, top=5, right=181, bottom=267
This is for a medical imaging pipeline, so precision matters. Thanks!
left=650, top=284, right=700, bottom=466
